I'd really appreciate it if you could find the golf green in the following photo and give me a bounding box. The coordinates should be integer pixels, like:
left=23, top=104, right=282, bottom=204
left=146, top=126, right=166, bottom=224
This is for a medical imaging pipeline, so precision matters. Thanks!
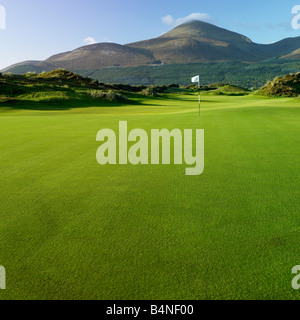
left=0, top=94, right=299, bottom=300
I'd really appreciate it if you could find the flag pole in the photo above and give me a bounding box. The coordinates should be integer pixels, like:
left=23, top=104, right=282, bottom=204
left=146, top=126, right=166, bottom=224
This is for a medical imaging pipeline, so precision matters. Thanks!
left=191, top=75, right=201, bottom=116
left=198, top=79, right=200, bottom=116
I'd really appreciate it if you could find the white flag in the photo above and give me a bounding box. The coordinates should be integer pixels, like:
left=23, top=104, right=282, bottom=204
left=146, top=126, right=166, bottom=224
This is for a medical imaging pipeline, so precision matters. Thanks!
left=191, top=75, right=199, bottom=83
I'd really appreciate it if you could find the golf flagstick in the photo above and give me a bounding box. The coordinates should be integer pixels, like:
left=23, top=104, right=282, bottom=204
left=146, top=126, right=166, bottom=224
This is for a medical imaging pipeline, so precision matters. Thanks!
left=191, top=75, right=201, bottom=116
left=198, top=79, right=200, bottom=116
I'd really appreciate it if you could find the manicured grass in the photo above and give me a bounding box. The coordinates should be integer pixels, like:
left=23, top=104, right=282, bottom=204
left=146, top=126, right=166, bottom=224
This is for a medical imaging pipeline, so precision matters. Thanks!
left=0, top=94, right=299, bottom=300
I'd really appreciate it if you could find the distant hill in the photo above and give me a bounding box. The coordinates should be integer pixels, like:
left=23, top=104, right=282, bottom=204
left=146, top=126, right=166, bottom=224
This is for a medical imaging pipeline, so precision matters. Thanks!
left=76, top=59, right=300, bottom=88
left=281, top=48, right=300, bottom=60
left=44, top=43, right=156, bottom=69
left=1, top=60, right=42, bottom=73
left=2, top=20, right=300, bottom=86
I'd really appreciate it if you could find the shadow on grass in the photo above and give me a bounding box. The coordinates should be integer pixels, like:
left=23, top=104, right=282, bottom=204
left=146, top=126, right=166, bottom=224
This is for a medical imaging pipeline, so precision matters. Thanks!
left=0, top=97, right=141, bottom=111
left=0, top=92, right=217, bottom=111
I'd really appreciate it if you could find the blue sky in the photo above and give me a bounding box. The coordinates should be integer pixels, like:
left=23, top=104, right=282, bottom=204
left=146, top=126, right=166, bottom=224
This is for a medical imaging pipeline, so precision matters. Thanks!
left=0, top=0, right=299, bottom=69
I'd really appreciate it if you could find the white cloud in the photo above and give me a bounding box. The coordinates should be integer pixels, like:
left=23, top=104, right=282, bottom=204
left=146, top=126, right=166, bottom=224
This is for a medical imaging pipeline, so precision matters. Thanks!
left=162, top=15, right=175, bottom=26
left=162, top=12, right=213, bottom=27
left=176, top=13, right=213, bottom=25
left=83, top=37, right=97, bottom=45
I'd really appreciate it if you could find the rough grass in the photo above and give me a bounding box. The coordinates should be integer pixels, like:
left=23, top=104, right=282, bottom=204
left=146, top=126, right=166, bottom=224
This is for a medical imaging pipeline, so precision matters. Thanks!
left=89, top=90, right=130, bottom=103
left=0, top=70, right=139, bottom=105
left=203, top=84, right=250, bottom=96
left=0, top=70, right=182, bottom=105
left=0, top=94, right=299, bottom=300
left=257, top=72, right=300, bottom=97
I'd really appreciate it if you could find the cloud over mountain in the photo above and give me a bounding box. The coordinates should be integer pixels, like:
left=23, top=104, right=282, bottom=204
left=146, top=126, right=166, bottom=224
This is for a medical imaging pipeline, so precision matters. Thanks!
left=162, top=12, right=213, bottom=26
left=83, top=37, right=97, bottom=45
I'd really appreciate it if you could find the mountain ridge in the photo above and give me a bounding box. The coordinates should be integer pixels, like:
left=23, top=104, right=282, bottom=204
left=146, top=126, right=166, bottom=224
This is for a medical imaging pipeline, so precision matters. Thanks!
left=2, top=20, right=300, bottom=85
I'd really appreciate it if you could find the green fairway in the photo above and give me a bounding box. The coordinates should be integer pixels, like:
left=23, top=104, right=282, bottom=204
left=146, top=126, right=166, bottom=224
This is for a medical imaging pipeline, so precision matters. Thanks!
left=0, top=94, right=299, bottom=300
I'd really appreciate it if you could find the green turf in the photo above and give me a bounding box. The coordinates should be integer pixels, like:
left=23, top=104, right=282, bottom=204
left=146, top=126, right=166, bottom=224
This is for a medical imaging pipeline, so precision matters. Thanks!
left=0, top=94, right=299, bottom=300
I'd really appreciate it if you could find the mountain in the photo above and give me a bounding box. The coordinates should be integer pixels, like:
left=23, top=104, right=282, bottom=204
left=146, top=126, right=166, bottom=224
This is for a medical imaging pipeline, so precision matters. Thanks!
left=2, top=20, right=300, bottom=86
left=1, top=60, right=42, bottom=73
left=44, top=43, right=156, bottom=69
left=136, top=20, right=300, bottom=63
left=127, top=20, right=260, bottom=63
left=281, top=48, right=300, bottom=60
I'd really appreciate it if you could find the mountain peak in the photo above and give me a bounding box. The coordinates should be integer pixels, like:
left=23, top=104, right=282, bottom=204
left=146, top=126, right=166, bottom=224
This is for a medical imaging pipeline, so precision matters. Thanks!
left=176, top=19, right=214, bottom=28
left=160, top=20, right=252, bottom=45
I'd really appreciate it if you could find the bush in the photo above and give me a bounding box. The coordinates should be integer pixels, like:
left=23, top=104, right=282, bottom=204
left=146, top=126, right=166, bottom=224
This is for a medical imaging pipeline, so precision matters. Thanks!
left=0, top=96, right=15, bottom=103
left=141, top=87, right=159, bottom=97
left=25, top=72, right=37, bottom=77
left=256, top=72, right=300, bottom=97
left=90, top=90, right=130, bottom=103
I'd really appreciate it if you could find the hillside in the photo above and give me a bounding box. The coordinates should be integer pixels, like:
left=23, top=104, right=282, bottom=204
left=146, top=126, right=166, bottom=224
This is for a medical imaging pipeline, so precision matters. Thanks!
left=44, top=43, right=156, bottom=69
left=2, top=20, right=300, bottom=86
left=0, top=69, right=143, bottom=106
left=0, top=60, right=42, bottom=73
left=281, top=48, right=300, bottom=60
left=78, top=59, right=300, bottom=88
left=257, top=72, right=300, bottom=97
left=127, top=21, right=260, bottom=64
